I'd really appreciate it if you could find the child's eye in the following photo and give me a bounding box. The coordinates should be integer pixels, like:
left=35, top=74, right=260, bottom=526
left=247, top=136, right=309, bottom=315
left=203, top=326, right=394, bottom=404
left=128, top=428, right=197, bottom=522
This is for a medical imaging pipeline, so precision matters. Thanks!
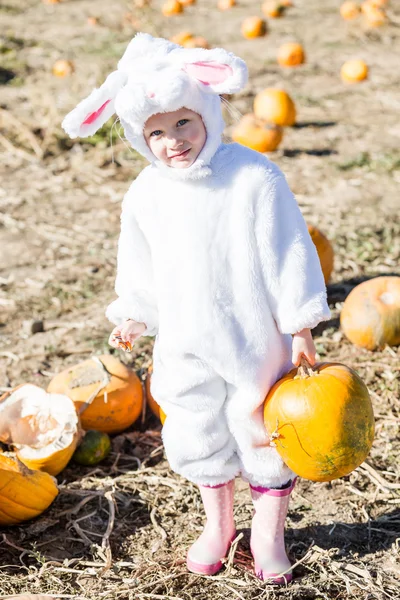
left=150, top=130, right=162, bottom=137
left=177, top=119, right=189, bottom=127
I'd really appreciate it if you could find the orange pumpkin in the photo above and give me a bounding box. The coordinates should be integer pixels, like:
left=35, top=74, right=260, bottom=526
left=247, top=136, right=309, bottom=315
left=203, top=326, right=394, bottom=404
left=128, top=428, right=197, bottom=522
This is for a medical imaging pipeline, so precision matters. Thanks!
left=0, top=454, right=59, bottom=525
left=264, top=359, right=375, bottom=482
left=341, top=59, right=368, bottom=83
left=362, top=4, right=387, bottom=26
left=241, top=16, right=267, bottom=39
left=183, top=36, right=210, bottom=48
left=162, top=0, right=183, bottom=15
left=307, top=225, right=334, bottom=285
left=231, top=114, right=283, bottom=152
left=145, top=366, right=166, bottom=424
left=340, top=276, right=400, bottom=350
left=170, top=31, right=194, bottom=44
left=217, top=0, right=236, bottom=10
left=0, top=384, right=80, bottom=476
left=254, top=88, right=296, bottom=126
left=262, top=0, right=285, bottom=18
left=277, top=42, right=305, bottom=67
left=52, top=59, right=75, bottom=77
left=87, top=16, right=99, bottom=26
left=47, top=355, right=143, bottom=434
left=340, top=1, right=361, bottom=19
left=180, top=0, right=196, bottom=5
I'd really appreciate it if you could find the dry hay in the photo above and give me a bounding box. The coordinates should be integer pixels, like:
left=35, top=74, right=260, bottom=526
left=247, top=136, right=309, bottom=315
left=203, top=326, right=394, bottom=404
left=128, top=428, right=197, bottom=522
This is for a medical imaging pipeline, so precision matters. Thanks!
left=1, top=0, right=400, bottom=598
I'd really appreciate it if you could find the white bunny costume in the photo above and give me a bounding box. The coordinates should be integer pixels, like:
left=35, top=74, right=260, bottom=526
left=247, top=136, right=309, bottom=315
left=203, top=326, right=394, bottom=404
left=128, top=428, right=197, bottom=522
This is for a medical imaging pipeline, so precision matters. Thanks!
left=63, top=33, right=330, bottom=488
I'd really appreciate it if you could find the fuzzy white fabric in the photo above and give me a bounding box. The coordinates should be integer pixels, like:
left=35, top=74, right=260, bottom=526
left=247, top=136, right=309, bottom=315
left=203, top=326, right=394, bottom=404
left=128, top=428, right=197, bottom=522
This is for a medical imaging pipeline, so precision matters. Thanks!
left=62, top=32, right=248, bottom=176
left=63, top=33, right=330, bottom=487
left=105, top=142, right=331, bottom=487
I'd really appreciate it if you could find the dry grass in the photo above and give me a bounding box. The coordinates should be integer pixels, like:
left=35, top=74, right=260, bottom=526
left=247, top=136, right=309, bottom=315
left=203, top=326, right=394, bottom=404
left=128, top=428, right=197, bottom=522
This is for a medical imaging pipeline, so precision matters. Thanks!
left=1, top=0, right=400, bottom=598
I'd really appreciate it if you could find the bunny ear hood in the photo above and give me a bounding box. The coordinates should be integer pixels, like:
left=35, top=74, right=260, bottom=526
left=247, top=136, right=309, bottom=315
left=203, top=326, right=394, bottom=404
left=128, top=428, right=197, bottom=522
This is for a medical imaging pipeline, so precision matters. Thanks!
left=62, top=33, right=248, bottom=179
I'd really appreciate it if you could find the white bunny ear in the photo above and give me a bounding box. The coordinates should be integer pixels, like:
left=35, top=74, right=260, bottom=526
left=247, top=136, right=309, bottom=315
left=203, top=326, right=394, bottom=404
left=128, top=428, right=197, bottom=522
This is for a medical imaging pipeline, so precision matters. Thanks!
left=62, top=70, right=127, bottom=138
left=180, top=48, right=248, bottom=95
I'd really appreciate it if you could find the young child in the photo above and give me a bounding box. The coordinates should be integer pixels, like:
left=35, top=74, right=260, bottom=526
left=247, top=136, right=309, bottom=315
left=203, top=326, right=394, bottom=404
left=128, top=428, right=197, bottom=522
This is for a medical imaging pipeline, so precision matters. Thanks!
left=62, top=33, right=330, bottom=584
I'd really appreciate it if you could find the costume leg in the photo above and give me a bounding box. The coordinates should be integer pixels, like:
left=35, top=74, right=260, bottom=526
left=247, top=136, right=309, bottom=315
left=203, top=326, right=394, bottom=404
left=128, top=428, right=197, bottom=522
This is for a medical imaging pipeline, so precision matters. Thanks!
left=187, top=480, right=236, bottom=575
left=150, top=351, right=240, bottom=486
left=225, top=383, right=295, bottom=488
left=250, top=479, right=296, bottom=584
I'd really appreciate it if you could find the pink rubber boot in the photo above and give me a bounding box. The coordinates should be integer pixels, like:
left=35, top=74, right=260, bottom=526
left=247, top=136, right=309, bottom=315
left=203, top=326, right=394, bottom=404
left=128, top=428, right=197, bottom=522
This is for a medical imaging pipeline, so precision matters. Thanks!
left=187, top=480, right=236, bottom=575
left=250, top=479, right=296, bottom=584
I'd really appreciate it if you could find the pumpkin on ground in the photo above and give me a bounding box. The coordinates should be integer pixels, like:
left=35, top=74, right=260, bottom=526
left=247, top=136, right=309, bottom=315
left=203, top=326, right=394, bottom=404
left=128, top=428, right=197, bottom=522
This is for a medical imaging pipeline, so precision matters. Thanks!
left=162, top=0, right=183, bottom=15
left=340, top=276, right=400, bottom=350
left=73, top=430, right=111, bottom=466
left=262, top=0, right=286, bottom=18
left=241, top=17, right=267, bottom=39
left=341, top=59, right=368, bottom=83
left=0, top=454, right=59, bottom=525
left=362, top=4, right=387, bottom=26
left=340, top=1, right=361, bottom=19
left=217, top=0, right=236, bottom=10
left=52, top=59, right=75, bottom=77
left=307, top=225, right=334, bottom=284
left=183, top=36, right=209, bottom=48
left=231, top=114, right=283, bottom=152
left=47, top=355, right=143, bottom=434
left=264, top=359, right=375, bottom=482
left=0, top=384, right=80, bottom=476
left=253, top=88, right=296, bottom=126
left=277, top=42, right=305, bottom=67
left=146, top=366, right=166, bottom=424
left=170, top=31, right=194, bottom=44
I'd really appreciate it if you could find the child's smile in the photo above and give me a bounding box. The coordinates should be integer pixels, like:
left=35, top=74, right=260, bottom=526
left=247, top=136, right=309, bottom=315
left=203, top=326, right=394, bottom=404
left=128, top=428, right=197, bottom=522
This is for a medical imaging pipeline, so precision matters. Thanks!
left=144, top=107, right=207, bottom=168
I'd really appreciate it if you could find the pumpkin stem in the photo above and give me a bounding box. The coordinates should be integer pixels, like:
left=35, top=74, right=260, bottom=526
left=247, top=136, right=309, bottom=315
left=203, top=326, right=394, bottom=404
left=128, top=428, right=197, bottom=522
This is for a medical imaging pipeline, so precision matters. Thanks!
left=297, top=356, right=317, bottom=379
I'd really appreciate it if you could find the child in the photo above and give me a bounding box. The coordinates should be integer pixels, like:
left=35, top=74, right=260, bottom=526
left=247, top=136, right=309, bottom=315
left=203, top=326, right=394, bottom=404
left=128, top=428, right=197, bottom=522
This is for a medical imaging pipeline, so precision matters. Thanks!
left=62, top=33, right=330, bottom=584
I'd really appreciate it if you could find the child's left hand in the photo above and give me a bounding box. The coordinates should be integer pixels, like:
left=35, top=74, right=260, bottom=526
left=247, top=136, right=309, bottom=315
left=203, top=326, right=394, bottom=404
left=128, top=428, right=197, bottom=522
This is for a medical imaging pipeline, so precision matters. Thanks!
left=291, top=328, right=317, bottom=366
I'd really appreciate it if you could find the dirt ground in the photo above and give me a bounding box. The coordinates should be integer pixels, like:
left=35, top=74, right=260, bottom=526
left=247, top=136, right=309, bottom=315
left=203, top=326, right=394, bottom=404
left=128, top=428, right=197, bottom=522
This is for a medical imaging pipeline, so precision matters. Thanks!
left=1, top=0, right=400, bottom=598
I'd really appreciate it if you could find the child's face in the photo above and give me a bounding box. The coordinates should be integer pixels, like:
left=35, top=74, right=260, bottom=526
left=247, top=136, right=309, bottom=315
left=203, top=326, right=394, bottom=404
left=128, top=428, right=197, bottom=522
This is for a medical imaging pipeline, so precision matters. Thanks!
left=144, top=108, right=207, bottom=168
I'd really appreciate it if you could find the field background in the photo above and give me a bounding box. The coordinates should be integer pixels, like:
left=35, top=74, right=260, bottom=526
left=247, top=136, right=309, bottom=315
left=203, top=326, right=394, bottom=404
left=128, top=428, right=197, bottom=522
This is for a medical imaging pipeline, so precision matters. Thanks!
left=1, top=0, right=400, bottom=598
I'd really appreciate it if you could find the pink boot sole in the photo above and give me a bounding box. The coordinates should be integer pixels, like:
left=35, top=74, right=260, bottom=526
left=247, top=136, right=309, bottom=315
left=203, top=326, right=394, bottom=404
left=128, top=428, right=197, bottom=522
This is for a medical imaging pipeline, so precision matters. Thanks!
left=186, top=532, right=237, bottom=575
left=254, top=561, right=293, bottom=584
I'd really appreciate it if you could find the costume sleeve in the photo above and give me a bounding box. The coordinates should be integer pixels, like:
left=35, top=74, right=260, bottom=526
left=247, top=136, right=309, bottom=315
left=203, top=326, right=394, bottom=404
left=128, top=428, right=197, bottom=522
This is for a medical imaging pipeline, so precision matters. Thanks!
left=105, top=195, right=158, bottom=337
left=254, top=170, right=331, bottom=335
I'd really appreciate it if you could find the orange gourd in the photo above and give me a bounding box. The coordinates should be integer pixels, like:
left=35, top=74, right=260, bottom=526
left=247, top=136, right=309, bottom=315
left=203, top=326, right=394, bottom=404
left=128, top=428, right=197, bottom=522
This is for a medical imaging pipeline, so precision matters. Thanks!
left=254, top=88, right=296, bottom=126
left=340, top=276, right=400, bottom=350
left=340, top=1, right=361, bottom=19
left=0, top=454, right=59, bottom=525
left=145, top=365, right=166, bottom=424
left=264, top=359, right=375, bottom=482
left=277, top=42, right=305, bottom=67
left=341, top=59, right=368, bottom=83
left=217, top=0, right=236, bottom=10
left=162, top=0, right=183, bottom=15
left=183, top=36, right=209, bottom=48
left=170, top=31, right=194, bottom=45
left=0, top=384, right=80, bottom=476
left=262, top=1, right=285, bottom=18
left=52, top=59, right=75, bottom=77
left=47, top=355, right=143, bottom=434
left=362, top=3, right=387, bottom=26
left=231, top=114, right=283, bottom=152
left=307, top=225, right=334, bottom=285
left=241, top=17, right=267, bottom=39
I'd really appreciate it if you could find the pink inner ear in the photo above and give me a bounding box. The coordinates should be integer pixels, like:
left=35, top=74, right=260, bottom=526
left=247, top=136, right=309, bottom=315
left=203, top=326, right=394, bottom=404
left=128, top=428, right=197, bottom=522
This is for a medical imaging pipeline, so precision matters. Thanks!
left=183, top=61, right=233, bottom=86
left=82, top=99, right=111, bottom=126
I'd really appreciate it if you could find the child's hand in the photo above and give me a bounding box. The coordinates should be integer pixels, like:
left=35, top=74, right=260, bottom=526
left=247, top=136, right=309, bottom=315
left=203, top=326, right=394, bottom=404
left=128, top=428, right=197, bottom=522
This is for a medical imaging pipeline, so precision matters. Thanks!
left=291, top=328, right=317, bottom=366
left=109, top=319, right=147, bottom=352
